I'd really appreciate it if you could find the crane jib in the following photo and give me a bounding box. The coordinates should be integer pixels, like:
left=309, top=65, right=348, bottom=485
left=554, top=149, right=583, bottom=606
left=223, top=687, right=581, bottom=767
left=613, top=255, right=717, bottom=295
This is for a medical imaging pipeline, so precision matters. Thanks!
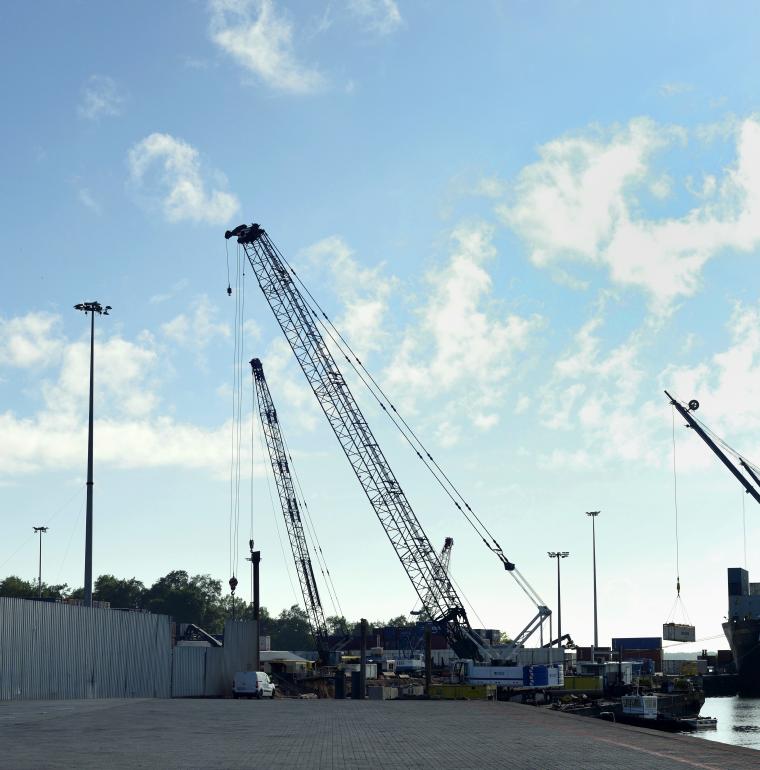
left=230, top=223, right=488, bottom=661
left=251, top=356, right=330, bottom=656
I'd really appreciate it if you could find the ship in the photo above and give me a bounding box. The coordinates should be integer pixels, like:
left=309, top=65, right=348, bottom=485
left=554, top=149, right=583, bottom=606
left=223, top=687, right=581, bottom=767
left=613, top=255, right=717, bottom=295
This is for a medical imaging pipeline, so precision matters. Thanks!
left=722, top=567, right=760, bottom=695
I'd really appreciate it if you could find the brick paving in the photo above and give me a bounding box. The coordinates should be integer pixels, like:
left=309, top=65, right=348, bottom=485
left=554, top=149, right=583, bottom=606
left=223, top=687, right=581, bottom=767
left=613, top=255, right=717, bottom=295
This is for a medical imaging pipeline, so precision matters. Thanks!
left=1, top=697, right=758, bottom=769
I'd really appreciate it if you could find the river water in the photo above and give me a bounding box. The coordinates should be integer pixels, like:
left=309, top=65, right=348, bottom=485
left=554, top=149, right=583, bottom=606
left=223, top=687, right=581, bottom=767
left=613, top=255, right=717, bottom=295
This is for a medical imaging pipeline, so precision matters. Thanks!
left=689, top=696, right=760, bottom=750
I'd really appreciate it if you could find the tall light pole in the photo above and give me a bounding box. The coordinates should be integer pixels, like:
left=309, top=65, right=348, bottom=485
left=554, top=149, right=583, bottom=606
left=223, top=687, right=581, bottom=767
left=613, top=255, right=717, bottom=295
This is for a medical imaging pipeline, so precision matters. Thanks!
left=586, top=511, right=600, bottom=656
left=33, top=526, right=48, bottom=598
left=74, top=301, right=111, bottom=608
left=548, top=551, right=569, bottom=647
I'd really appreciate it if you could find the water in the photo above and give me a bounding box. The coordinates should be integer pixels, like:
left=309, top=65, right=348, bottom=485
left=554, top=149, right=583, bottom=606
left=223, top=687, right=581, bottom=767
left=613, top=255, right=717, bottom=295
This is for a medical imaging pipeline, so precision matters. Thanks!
left=689, top=696, right=760, bottom=751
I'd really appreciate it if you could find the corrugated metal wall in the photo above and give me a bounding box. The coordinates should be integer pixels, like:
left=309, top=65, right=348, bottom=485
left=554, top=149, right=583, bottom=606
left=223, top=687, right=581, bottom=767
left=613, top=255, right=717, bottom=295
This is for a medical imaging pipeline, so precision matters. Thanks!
left=0, top=599, right=258, bottom=700
left=170, top=621, right=258, bottom=698
left=0, top=597, right=171, bottom=700
left=171, top=646, right=207, bottom=697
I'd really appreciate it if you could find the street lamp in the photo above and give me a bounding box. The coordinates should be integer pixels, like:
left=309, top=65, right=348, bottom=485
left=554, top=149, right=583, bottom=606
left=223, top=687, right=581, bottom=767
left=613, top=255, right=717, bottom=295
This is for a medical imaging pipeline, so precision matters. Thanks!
left=33, top=526, right=48, bottom=598
left=548, top=551, right=570, bottom=647
left=586, top=511, right=600, bottom=655
left=74, top=301, right=111, bottom=607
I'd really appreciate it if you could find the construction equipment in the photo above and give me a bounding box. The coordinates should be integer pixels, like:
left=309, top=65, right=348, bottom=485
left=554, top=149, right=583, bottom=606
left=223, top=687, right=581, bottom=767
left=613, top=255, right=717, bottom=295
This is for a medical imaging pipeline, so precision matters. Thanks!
left=251, top=357, right=330, bottom=659
left=411, top=537, right=454, bottom=620
left=226, top=222, right=550, bottom=664
left=666, top=391, right=760, bottom=505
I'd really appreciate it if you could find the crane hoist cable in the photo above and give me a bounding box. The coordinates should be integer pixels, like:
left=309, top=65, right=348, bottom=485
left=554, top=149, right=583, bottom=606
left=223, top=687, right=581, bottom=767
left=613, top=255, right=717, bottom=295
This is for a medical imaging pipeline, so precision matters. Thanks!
left=671, top=408, right=682, bottom=599
left=228, top=243, right=248, bottom=597
left=743, top=489, right=748, bottom=570
left=665, top=400, right=694, bottom=630
left=269, top=242, right=548, bottom=611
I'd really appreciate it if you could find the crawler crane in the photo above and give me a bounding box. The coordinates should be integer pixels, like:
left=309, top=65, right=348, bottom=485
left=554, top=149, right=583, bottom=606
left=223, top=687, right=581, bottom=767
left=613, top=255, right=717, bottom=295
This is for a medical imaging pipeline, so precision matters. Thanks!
left=226, top=223, right=552, bottom=668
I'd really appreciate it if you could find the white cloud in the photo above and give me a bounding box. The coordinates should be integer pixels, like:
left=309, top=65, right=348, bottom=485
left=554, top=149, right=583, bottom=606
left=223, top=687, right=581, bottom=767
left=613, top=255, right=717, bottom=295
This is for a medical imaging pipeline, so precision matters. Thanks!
left=161, top=295, right=231, bottom=352
left=77, top=186, right=102, bottom=215
left=0, top=309, right=268, bottom=479
left=256, top=337, right=321, bottom=432
left=347, top=0, right=403, bottom=35
left=209, top=0, right=325, bottom=94
left=500, top=116, right=760, bottom=313
left=665, top=301, right=760, bottom=443
left=659, top=82, right=693, bottom=97
left=302, top=235, right=395, bottom=355
left=149, top=278, right=190, bottom=305
left=128, top=133, right=239, bottom=224
left=534, top=297, right=760, bottom=473
left=384, top=222, right=542, bottom=443
left=0, top=312, right=63, bottom=369
left=78, top=75, right=124, bottom=120
left=535, top=304, right=666, bottom=470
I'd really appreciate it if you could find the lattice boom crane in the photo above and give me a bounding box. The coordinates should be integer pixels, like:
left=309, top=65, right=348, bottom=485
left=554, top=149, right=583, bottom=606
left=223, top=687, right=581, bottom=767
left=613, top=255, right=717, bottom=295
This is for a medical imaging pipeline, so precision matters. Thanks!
left=251, top=357, right=330, bottom=657
left=413, top=537, right=454, bottom=622
left=227, top=223, right=490, bottom=661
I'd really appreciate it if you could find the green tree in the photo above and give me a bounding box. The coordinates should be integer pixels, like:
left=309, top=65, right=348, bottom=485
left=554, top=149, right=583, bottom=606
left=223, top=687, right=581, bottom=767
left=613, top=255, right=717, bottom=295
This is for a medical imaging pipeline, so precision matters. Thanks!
left=0, top=575, right=69, bottom=600
left=326, top=615, right=350, bottom=636
left=386, top=614, right=414, bottom=627
left=93, top=574, right=146, bottom=608
left=145, top=571, right=225, bottom=632
left=270, top=604, right=313, bottom=650
left=220, top=593, right=248, bottom=620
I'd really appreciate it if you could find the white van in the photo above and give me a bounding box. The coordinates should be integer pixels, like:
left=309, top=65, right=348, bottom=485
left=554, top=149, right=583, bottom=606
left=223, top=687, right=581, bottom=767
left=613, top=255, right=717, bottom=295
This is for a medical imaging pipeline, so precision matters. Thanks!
left=232, top=671, right=276, bottom=699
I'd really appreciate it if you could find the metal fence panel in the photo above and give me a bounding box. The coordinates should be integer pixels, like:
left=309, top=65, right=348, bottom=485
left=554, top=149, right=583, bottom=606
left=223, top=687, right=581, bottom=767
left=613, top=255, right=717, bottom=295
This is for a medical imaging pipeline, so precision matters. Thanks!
left=221, top=620, right=258, bottom=685
left=0, top=597, right=171, bottom=700
left=171, top=646, right=207, bottom=697
left=203, top=647, right=226, bottom=696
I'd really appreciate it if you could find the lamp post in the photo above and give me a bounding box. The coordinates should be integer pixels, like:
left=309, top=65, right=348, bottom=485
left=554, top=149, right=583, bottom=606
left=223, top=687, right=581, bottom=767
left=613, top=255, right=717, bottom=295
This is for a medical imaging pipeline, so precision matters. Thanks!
left=586, top=511, right=600, bottom=657
left=74, top=301, right=111, bottom=608
left=33, top=526, right=48, bottom=598
left=548, top=551, right=569, bottom=647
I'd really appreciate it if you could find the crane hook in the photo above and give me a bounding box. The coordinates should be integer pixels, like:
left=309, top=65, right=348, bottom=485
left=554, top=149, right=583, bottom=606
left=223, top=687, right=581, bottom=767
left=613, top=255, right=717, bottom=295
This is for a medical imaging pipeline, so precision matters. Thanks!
left=229, top=575, right=238, bottom=594
left=227, top=284, right=232, bottom=296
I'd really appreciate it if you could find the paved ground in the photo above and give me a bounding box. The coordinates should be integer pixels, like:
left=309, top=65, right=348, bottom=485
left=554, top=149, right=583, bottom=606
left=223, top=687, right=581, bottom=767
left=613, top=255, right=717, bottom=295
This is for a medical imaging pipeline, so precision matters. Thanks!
left=1, top=697, right=759, bottom=769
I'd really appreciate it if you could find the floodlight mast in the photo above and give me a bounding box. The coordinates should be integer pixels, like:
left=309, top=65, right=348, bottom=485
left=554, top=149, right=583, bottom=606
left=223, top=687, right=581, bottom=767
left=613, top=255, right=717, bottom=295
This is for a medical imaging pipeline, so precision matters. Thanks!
left=226, top=223, right=490, bottom=662
left=73, top=300, right=111, bottom=607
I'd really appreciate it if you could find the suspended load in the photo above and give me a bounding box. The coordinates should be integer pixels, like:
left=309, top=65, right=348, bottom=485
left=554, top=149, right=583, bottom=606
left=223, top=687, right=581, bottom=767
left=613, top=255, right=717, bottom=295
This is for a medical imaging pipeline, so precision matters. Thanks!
left=664, top=396, right=696, bottom=644
left=663, top=622, right=696, bottom=642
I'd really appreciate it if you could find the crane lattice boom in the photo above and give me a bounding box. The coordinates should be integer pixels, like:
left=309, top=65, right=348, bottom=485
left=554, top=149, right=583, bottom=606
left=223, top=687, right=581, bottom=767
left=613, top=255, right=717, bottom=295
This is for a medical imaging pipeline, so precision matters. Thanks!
left=251, top=357, right=330, bottom=655
left=228, top=223, right=487, bottom=660
left=415, top=537, right=454, bottom=621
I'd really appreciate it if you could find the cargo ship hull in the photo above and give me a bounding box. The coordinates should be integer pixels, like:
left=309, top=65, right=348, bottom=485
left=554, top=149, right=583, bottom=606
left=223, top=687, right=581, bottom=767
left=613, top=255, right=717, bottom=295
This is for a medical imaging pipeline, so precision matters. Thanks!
left=722, top=618, right=760, bottom=695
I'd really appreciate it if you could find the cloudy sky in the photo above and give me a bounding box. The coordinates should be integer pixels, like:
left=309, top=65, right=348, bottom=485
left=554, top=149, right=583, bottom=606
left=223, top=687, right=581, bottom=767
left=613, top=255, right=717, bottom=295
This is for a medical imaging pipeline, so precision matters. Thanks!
left=2, top=0, right=760, bottom=650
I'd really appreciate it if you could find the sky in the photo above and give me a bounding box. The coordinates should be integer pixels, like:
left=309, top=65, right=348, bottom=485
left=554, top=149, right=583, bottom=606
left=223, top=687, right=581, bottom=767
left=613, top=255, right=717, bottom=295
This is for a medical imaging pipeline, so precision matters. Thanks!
left=2, top=0, right=760, bottom=653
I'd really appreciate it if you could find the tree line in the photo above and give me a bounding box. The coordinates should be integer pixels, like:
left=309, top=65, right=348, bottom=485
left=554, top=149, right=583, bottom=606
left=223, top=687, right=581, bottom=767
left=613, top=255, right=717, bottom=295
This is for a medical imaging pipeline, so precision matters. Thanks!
left=0, top=571, right=417, bottom=646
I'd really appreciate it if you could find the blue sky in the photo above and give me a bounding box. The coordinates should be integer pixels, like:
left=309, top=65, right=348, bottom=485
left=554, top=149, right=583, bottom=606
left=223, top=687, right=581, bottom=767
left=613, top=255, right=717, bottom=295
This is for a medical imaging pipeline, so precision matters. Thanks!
left=2, top=1, right=760, bottom=651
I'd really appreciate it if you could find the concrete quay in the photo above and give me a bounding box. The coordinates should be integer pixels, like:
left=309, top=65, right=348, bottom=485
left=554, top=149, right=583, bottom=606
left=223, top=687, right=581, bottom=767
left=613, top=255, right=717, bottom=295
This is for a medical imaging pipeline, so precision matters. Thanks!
left=1, top=697, right=758, bottom=769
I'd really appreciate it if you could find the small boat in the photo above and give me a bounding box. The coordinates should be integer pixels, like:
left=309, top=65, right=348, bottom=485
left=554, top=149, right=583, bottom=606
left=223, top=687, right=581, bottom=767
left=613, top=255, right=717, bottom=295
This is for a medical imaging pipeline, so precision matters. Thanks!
left=679, top=716, right=718, bottom=730
left=615, top=693, right=711, bottom=732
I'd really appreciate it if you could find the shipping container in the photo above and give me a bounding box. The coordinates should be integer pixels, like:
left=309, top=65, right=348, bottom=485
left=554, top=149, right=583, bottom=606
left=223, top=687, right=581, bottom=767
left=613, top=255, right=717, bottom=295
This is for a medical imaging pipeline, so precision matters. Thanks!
left=663, top=623, right=696, bottom=642
left=612, top=637, right=662, bottom=651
